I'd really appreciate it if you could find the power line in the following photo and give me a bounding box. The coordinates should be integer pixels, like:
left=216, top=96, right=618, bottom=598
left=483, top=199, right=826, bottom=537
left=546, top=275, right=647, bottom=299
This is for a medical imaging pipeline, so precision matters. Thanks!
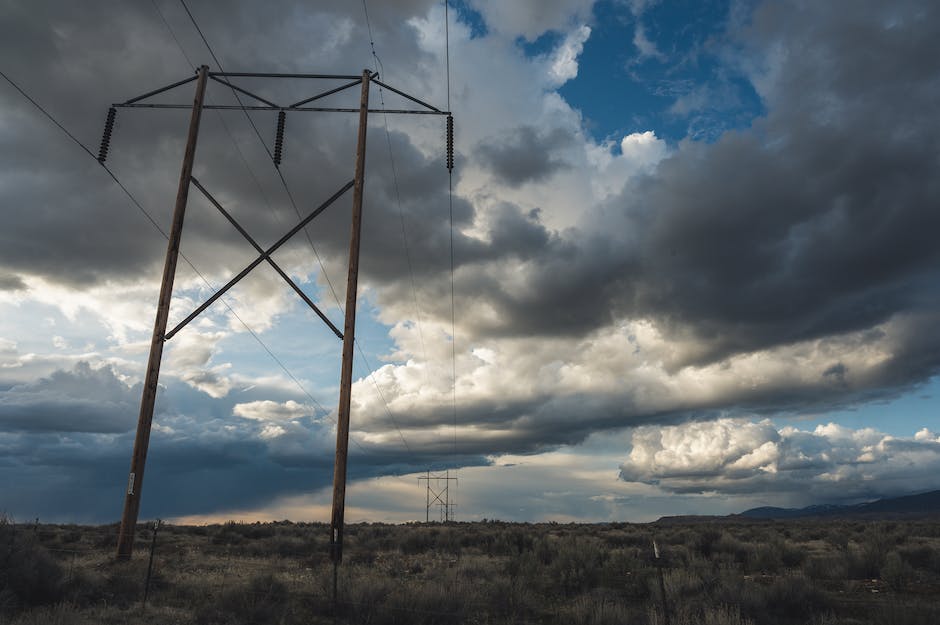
left=353, top=343, right=411, bottom=452
left=360, top=0, right=459, bottom=518
left=445, top=0, right=459, bottom=472
left=361, top=0, right=460, bottom=495
left=150, top=0, right=194, bottom=69
left=445, top=0, right=452, bottom=113
left=387, top=123, right=430, bottom=367
left=2, top=70, right=100, bottom=163
left=360, top=0, right=432, bottom=378
left=361, top=0, right=378, bottom=68
left=151, top=0, right=287, bottom=232
left=358, top=0, right=427, bottom=455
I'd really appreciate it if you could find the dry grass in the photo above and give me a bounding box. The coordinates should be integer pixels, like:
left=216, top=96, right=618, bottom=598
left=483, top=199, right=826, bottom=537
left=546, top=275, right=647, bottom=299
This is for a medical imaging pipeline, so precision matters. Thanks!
left=2, top=516, right=939, bottom=624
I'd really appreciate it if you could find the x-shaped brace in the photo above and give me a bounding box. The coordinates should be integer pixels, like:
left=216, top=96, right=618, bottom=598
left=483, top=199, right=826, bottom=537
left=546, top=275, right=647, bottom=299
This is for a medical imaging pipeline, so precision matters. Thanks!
left=163, top=177, right=354, bottom=342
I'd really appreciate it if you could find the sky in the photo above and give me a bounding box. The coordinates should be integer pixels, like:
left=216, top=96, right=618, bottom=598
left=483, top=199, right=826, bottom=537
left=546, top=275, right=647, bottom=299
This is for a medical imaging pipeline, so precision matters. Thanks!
left=1, top=0, right=939, bottom=525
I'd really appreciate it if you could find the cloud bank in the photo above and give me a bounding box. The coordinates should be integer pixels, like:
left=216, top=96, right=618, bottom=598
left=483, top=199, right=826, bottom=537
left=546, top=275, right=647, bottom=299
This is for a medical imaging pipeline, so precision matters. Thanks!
left=620, top=419, right=940, bottom=503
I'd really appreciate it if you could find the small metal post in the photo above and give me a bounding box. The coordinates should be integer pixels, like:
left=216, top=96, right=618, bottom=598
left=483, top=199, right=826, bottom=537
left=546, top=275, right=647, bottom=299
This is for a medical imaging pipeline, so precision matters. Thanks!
left=67, top=550, right=76, bottom=584
left=653, top=538, right=671, bottom=625
left=117, top=66, right=209, bottom=559
left=332, top=562, right=339, bottom=617
left=142, top=519, right=161, bottom=607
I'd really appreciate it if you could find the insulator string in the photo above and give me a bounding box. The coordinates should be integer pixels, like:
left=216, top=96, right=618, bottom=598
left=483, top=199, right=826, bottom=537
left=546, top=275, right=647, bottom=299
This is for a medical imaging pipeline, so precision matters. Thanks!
left=97, top=107, right=116, bottom=163
left=273, top=110, right=286, bottom=167
left=446, top=114, right=454, bottom=171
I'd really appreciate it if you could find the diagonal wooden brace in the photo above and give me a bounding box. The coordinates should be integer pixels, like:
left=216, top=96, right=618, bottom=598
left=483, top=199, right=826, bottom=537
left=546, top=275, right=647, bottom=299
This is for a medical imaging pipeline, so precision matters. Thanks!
left=163, top=179, right=354, bottom=341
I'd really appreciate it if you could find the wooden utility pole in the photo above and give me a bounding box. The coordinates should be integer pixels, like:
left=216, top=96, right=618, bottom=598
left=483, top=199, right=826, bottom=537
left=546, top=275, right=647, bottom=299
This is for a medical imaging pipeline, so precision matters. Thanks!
left=330, top=69, right=371, bottom=567
left=116, top=66, right=209, bottom=559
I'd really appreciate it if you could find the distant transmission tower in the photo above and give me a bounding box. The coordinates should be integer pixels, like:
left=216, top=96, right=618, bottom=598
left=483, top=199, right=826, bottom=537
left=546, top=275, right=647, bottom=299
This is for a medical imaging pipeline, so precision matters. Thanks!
left=418, top=470, right=458, bottom=522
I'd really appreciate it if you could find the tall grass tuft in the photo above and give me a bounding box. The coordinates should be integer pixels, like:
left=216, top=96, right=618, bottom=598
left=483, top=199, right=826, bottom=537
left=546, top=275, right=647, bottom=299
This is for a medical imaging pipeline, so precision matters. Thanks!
left=0, top=516, right=64, bottom=612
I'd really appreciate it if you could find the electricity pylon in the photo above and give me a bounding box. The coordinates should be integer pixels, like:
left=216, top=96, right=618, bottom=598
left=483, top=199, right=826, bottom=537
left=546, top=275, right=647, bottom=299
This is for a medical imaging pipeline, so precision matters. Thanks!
left=99, top=66, right=453, bottom=562
left=419, top=470, right=458, bottom=522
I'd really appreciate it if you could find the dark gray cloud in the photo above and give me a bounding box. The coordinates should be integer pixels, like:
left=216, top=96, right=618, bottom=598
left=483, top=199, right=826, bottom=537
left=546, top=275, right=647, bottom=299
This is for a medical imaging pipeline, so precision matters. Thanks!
left=0, top=425, right=319, bottom=522
left=0, top=0, right=443, bottom=290
left=0, top=274, right=26, bottom=291
left=0, top=367, right=485, bottom=522
left=0, top=362, right=140, bottom=433
left=475, top=125, right=574, bottom=186
left=430, top=0, right=940, bottom=366
left=617, top=0, right=940, bottom=361
left=363, top=316, right=940, bottom=459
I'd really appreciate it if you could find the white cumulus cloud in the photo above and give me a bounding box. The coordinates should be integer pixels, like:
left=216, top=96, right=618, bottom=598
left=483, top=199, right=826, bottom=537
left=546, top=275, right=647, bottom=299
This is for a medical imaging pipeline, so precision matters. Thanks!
left=633, top=22, right=665, bottom=60
left=472, top=0, right=595, bottom=40
left=549, top=25, right=592, bottom=85
left=620, top=418, right=940, bottom=503
left=233, top=399, right=313, bottom=423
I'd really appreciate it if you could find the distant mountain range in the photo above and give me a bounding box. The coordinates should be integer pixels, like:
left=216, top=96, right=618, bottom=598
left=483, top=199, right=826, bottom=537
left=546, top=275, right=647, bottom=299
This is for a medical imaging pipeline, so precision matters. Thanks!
left=656, top=490, right=940, bottom=523
left=738, top=490, right=940, bottom=519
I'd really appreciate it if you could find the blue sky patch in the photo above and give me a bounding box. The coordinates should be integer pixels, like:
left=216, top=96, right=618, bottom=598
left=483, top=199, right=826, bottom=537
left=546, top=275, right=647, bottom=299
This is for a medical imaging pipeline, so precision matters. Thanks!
left=451, top=0, right=488, bottom=40
left=559, top=0, right=764, bottom=146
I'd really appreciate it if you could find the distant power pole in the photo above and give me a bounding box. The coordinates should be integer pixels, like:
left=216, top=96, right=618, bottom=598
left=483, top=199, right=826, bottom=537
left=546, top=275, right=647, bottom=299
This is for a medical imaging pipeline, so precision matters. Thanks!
left=418, top=470, right=458, bottom=522
left=100, top=67, right=453, bottom=560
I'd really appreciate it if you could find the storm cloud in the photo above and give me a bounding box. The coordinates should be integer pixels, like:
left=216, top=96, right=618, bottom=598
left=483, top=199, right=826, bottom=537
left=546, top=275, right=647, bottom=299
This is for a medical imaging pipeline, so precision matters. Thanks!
left=0, top=362, right=140, bottom=433
left=476, top=126, right=575, bottom=186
